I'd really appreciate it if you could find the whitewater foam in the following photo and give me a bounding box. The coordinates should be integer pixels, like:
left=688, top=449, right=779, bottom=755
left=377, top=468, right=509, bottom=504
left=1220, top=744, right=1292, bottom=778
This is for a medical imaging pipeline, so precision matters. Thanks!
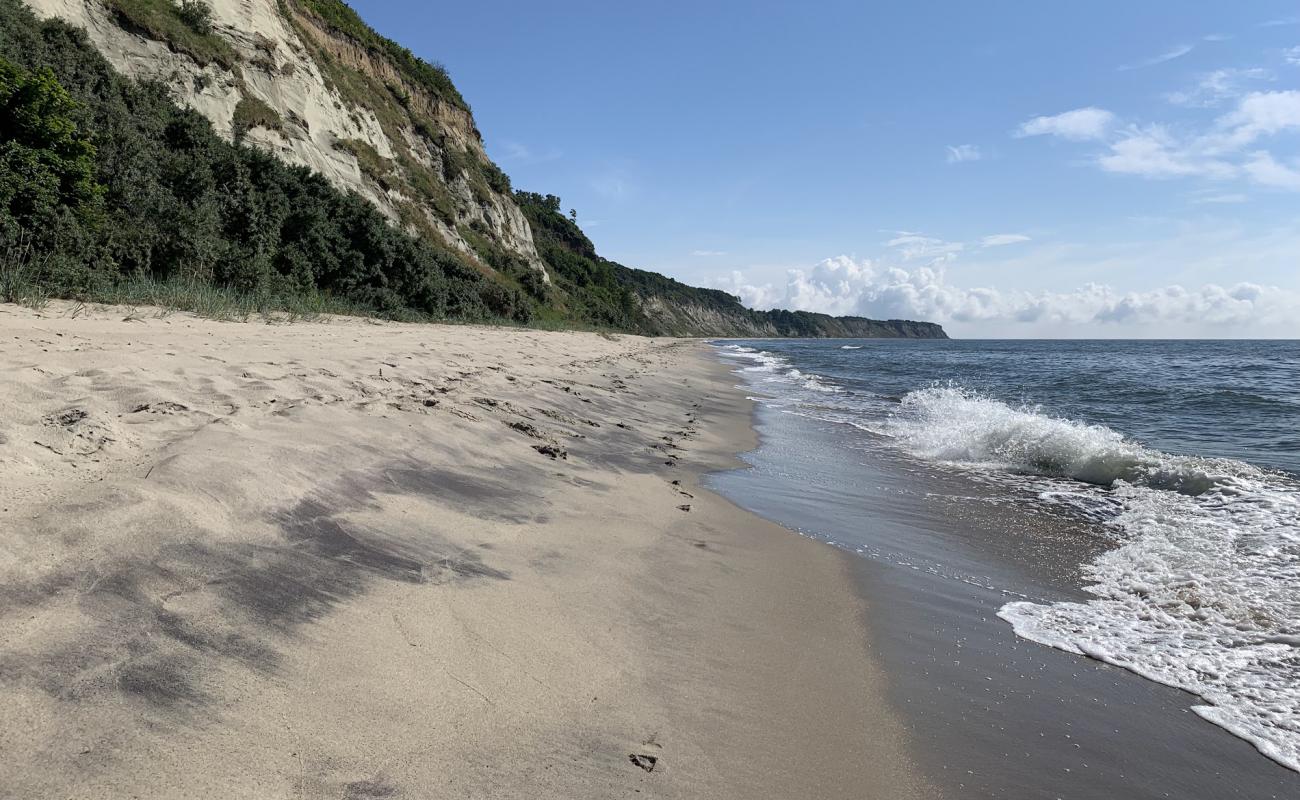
left=714, top=340, right=1300, bottom=774
left=716, top=345, right=842, bottom=394
left=882, top=386, right=1300, bottom=771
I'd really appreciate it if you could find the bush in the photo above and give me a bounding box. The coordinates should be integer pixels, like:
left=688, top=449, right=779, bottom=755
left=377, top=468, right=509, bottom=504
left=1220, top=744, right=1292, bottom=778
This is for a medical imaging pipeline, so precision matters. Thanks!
left=0, top=0, right=536, bottom=325
left=177, top=0, right=213, bottom=34
left=104, top=0, right=236, bottom=67
left=231, top=95, right=283, bottom=140
left=0, top=58, right=100, bottom=222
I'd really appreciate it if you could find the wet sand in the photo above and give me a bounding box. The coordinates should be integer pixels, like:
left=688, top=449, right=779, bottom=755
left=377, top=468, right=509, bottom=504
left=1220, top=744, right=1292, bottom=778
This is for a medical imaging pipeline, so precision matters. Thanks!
left=709, top=403, right=1300, bottom=799
left=0, top=302, right=932, bottom=799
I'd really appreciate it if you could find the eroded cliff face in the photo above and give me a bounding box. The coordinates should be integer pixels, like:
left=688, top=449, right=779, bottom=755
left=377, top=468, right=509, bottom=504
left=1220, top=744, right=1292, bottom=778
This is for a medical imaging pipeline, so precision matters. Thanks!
left=636, top=296, right=949, bottom=338
left=24, top=0, right=547, bottom=279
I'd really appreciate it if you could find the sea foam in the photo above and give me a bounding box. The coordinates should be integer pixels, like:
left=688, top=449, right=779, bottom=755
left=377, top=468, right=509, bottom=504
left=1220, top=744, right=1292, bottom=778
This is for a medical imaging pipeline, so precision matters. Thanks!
left=888, top=385, right=1300, bottom=772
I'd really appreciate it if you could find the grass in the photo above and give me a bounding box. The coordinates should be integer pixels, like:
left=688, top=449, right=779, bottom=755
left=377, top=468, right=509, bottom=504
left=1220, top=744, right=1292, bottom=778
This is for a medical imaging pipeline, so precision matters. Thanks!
left=105, top=0, right=238, bottom=69
left=289, top=0, right=468, bottom=112
left=1, top=232, right=50, bottom=309
left=1, top=270, right=371, bottom=323
left=232, top=96, right=284, bottom=139
left=334, top=137, right=397, bottom=189
left=92, top=275, right=369, bottom=322
left=3, top=265, right=643, bottom=335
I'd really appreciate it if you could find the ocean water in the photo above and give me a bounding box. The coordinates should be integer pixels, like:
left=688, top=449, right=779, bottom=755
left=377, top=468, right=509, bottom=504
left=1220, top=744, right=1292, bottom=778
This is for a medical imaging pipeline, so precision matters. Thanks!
left=714, top=339, right=1300, bottom=774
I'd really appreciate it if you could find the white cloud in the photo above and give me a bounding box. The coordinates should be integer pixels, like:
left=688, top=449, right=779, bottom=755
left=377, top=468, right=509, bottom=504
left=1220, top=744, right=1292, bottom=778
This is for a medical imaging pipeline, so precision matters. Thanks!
left=1260, top=17, right=1300, bottom=28
left=1020, top=91, right=1300, bottom=191
left=885, top=232, right=964, bottom=261
left=1166, top=68, right=1271, bottom=107
left=1015, top=107, right=1115, bottom=141
left=1244, top=151, right=1300, bottom=189
left=1286, top=46, right=1300, bottom=66
left=981, top=233, right=1031, bottom=247
left=690, top=249, right=727, bottom=257
left=714, top=256, right=1300, bottom=335
left=1097, top=126, right=1236, bottom=178
left=1118, top=44, right=1195, bottom=71
left=1191, top=192, right=1248, bottom=204
left=1218, top=90, right=1300, bottom=146
left=946, top=144, right=982, bottom=163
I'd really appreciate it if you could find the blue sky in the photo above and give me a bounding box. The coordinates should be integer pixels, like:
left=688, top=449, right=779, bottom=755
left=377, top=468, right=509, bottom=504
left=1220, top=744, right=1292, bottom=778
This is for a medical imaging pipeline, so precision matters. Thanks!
left=350, top=1, right=1300, bottom=336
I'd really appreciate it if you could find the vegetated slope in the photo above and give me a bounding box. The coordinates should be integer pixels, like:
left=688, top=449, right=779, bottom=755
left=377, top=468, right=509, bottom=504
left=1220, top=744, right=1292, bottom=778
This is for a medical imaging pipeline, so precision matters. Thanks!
left=23, top=0, right=547, bottom=277
left=515, top=192, right=948, bottom=338
left=1, top=0, right=536, bottom=322
left=5, top=0, right=947, bottom=337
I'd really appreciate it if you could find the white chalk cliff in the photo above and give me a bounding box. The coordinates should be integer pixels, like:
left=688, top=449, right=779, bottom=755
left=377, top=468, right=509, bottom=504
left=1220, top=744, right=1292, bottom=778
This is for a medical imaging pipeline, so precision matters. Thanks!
left=24, top=0, right=548, bottom=279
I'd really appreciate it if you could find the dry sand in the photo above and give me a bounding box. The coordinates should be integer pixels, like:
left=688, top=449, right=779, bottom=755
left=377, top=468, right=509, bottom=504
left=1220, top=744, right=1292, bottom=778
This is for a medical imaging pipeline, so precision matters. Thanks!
left=0, top=301, right=933, bottom=799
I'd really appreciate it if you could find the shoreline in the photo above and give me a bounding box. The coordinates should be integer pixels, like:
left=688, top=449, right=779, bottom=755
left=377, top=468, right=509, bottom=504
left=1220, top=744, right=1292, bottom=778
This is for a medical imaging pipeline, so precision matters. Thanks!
left=706, top=345, right=1300, bottom=799
left=0, top=302, right=932, bottom=798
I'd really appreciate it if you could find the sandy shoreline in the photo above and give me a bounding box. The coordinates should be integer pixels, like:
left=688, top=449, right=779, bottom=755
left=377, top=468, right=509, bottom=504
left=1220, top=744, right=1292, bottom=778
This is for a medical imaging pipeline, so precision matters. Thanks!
left=0, top=302, right=932, bottom=798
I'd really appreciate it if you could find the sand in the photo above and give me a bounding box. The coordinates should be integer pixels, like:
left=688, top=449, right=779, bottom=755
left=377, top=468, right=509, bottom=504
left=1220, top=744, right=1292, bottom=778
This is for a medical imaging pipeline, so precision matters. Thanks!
left=0, top=301, right=932, bottom=799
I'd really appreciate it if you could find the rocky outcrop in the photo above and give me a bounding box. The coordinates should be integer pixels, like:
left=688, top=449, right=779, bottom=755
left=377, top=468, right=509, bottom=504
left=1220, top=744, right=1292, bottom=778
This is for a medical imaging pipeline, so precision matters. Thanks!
left=23, top=0, right=548, bottom=280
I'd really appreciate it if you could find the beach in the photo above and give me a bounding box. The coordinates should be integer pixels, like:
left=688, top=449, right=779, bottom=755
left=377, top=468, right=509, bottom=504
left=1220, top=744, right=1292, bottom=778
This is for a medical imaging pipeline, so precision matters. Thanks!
left=709, top=339, right=1300, bottom=799
left=0, top=303, right=932, bottom=799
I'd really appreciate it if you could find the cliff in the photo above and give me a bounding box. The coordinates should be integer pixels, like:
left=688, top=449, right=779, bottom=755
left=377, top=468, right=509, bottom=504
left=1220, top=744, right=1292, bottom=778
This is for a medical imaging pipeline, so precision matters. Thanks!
left=7, top=0, right=948, bottom=339
left=23, top=0, right=548, bottom=278
left=515, top=192, right=947, bottom=338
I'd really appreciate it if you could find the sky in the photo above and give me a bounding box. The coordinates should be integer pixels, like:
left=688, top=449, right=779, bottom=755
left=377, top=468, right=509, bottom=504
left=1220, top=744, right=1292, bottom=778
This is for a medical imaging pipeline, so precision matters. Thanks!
left=349, top=0, right=1300, bottom=337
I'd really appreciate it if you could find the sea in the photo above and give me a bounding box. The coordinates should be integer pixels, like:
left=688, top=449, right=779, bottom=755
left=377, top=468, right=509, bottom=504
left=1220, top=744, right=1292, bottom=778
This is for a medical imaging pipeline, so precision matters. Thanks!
left=710, top=339, right=1300, bottom=794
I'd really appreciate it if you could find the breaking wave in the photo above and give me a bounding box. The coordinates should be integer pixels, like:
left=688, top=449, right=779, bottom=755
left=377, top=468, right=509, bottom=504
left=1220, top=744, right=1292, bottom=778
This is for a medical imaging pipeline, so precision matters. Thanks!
left=886, top=386, right=1300, bottom=771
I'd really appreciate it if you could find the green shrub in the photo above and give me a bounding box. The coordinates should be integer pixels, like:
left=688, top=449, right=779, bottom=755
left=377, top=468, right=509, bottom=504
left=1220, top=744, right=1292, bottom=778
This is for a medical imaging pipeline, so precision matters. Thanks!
left=231, top=95, right=283, bottom=140
left=334, top=137, right=396, bottom=189
left=177, top=0, right=213, bottom=34
left=291, top=0, right=468, bottom=112
left=105, top=0, right=237, bottom=68
left=0, top=0, right=537, bottom=325
left=479, top=160, right=511, bottom=194
left=0, top=57, right=101, bottom=221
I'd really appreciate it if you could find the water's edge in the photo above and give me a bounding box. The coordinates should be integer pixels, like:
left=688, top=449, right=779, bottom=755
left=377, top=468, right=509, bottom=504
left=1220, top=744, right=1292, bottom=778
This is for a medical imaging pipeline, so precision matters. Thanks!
left=706, top=341, right=1300, bottom=798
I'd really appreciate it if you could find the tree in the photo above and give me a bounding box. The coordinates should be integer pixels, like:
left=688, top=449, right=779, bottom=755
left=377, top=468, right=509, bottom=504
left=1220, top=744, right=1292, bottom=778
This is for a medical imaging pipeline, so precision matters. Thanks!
left=0, top=56, right=99, bottom=225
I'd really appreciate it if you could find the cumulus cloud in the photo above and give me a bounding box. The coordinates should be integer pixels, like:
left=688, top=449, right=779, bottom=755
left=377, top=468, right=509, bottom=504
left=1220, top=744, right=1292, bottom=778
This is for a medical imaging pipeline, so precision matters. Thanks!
left=1015, top=107, right=1115, bottom=141
left=1218, top=90, right=1300, bottom=146
left=714, top=256, right=1300, bottom=333
left=981, top=233, right=1031, bottom=247
left=1023, top=91, right=1300, bottom=191
left=946, top=144, right=982, bottom=163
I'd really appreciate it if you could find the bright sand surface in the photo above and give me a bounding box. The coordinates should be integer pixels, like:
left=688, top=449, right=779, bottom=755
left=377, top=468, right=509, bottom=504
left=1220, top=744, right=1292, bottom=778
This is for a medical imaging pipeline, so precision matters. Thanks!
left=0, top=302, right=933, bottom=799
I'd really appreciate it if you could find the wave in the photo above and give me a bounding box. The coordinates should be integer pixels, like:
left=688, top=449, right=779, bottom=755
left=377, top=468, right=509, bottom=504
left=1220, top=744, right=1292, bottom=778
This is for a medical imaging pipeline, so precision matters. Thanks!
left=886, top=386, right=1248, bottom=495
left=715, top=343, right=1300, bottom=771
left=716, top=344, right=842, bottom=394
left=882, top=386, right=1300, bottom=772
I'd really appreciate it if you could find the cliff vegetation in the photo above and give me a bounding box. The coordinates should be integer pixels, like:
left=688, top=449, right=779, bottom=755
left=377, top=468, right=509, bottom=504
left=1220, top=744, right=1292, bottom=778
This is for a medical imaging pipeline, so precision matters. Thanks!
left=2, top=0, right=947, bottom=338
